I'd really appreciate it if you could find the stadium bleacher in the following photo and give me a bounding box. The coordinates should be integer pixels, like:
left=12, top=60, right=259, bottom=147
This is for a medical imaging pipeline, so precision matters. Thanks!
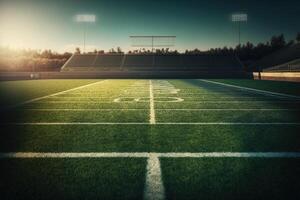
left=61, top=53, right=247, bottom=78
left=64, top=54, right=97, bottom=68
left=264, top=58, right=300, bottom=72
left=251, top=43, right=300, bottom=71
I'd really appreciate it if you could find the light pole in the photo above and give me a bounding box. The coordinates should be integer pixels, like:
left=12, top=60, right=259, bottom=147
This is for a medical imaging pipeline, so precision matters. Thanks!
left=75, top=14, right=96, bottom=53
left=231, top=13, right=248, bottom=46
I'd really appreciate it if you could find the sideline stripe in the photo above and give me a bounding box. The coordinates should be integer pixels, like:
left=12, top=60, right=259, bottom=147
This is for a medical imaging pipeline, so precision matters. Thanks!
left=1, top=152, right=300, bottom=158
left=2, top=122, right=300, bottom=125
left=1, top=80, right=106, bottom=111
left=200, top=79, right=300, bottom=99
left=149, top=80, right=156, bottom=124
left=144, top=154, right=165, bottom=200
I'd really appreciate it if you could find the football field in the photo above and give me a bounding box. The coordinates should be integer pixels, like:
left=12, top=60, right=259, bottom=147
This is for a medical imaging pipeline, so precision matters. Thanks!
left=1, top=79, right=300, bottom=200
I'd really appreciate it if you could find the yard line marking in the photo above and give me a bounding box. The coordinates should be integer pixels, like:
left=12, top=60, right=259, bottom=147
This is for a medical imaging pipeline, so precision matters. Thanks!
left=156, top=122, right=300, bottom=125
left=0, top=152, right=149, bottom=158
left=162, top=97, right=294, bottom=100
left=159, top=101, right=300, bottom=103
left=21, top=108, right=149, bottom=111
left=47, top=97, right=115, bottom=99
left=1, top=122, right=150, bottom=125
left=27, top=100, right=300, bottom=104
left=1, top=152, right=300, bottom=158
left=2, top=122, right=300, bottom=125
left=144, top=154, right=165, bottom=200
left=19, top=108, right=299, bottom=111
left=149, top=80, right=156, bottom=124
left=28, top=101, right=120, bottom=104
left=200, top=79, right=300, bottom=99
left=157, top=152, right=300, bottom=158
left=156, top=108, right=298, bottom=111
left=1, top=80, right=107, bottom=111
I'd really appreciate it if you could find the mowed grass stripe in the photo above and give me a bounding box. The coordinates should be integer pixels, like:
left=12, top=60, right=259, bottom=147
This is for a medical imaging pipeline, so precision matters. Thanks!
left=170, top=79, right=299, bottom=99
left=1, top=110, right=149, bottom=123
left=1, top=124, right=300, bottom=152
left=156, top=110, right=300, bottom=123
left=2, top=80, right=107, bottom=111
left=161, top=158, right=300, bottom=200
left=200, top=79, right=300, bottom=99
left=155, top=102, right=300, bottom=109
left=0, top=158, right=146, bottom=200
left=21, top=102, right=149, bottom=109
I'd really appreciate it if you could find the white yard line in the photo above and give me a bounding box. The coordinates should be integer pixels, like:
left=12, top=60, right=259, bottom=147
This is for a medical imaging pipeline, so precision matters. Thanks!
left=21, top=109, right=149, bottom=111
left=28, top=101, right=115, bottom=104
left=157, top=122, right=300, bottom=125
left=144, top=154, right=165, bottom=200
left=3, top=80, right=106, bottom=110
left=1, top=122, right=150, bottom=125
left=29, top=101, right=300, bottom=104
left=156, top=109, right=297, bottom=111
left=2, top=122, right=300, bottom=125
left=19, top=108, right=298, bottom=111
left=47, top=97, right=114, bottom=99
left=149, top=80, right=156, bottom=124
left=200, top=79, right=300, bottom=99
left=164, top=101, right=300, bottom=103
left=1, top=152, right=300, bottom=158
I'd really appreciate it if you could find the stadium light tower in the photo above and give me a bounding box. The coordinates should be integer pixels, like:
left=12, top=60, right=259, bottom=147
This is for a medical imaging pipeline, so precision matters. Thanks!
left=231, top=13, right=248, bottom=46
left=75, top=14, right=96, bottom=53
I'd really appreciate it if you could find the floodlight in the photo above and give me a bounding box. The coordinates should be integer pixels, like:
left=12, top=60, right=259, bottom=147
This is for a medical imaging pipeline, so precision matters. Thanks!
left=231, top=14, right=248, bottom=22
left=76, top=14, right=96, bottom=22
left=231, top=13, right=248, bottom=46
left=74, top=14, right=96, bottom=53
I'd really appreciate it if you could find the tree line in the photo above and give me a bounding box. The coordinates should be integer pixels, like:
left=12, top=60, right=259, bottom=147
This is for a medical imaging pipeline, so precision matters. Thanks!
left=1, top=33, right=299, bottom=71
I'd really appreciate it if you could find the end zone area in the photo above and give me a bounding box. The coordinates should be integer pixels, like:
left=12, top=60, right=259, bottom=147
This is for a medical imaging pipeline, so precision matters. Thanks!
left=1, top=79, right=300, bottom=200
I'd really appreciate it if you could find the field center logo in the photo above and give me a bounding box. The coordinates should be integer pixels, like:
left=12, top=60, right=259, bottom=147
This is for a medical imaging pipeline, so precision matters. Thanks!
left=113, top=97, right=184, bottom=103
left=114, top=80, right=184, bottom=103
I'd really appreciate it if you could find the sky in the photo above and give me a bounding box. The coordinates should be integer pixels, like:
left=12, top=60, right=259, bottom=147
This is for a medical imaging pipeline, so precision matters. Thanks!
left=0, top=0, right=300, bottom=53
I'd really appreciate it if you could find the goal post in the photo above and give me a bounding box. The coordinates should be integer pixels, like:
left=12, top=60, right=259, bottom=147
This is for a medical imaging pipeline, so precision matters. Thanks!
left=130, top=36, right=176, bottom=53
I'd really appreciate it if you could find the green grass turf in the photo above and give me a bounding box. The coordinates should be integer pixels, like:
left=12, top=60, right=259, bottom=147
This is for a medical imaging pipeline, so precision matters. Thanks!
left=21, top=102, right=149, bottom=109
left=156, top=110, right=300, bottom=122
left=161, top=158, right=300, bottom=200
left=1, top=125, right=300, bottom=152
left=209, top=79, right=300, bottom=96
left=0, top=79, right=100, bottom=106
left=155, top=101, right=300, bottom=109
left=3, top=110, right=149, bottom=123
left=0, top=158, right=146, bottom=200
left=9, top=107, right=299, bottom=123
left=1, top=79, right=300, bottom=200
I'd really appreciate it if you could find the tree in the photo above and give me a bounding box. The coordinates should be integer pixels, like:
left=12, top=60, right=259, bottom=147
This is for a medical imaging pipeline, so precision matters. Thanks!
left=117, top=47, right=123, bottom=54
left=270, top=34, right=286, bottom=50
left=75, top=47, right=81, bottom=54
left=287, top=40, right=295, bottom=46
left=109, top=48, right=116, bottom=54
left=296, top=32, right=300, bottom=43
